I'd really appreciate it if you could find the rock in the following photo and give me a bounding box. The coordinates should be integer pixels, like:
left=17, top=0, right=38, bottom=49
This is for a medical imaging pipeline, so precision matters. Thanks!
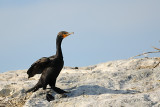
left=0, top=58, right=160, bottom=107
left=0, top=89, right=11, bottom=97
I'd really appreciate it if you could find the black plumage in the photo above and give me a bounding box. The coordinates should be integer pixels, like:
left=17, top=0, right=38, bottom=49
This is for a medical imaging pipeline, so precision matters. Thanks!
left=26, top=31, right=74, bottom=94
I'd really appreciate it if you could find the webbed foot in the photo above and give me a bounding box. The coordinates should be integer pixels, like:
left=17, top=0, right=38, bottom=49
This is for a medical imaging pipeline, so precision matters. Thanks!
left=46, top=94, right=55, bottom=102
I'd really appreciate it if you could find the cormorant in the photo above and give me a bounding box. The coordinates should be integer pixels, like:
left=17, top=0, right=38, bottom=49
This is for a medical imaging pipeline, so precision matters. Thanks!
left=26, top=31, right=74, bottom=95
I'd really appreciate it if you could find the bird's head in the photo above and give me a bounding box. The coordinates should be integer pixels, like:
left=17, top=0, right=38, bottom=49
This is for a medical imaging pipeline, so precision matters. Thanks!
left=58, top=31, right=74, bottom=39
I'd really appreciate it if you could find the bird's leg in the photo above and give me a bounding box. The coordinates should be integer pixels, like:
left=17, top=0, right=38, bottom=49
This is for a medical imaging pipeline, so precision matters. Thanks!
left=26, top=83, right=42, bottom=93
left=49, top=80, right=68, bottom=94
left=51, top=86, right=68, bottom=94
left=43, top=86, right=47, bottom=90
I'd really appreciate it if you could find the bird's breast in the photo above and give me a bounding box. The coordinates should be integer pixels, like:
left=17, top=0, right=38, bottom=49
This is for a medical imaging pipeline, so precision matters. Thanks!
left=50, top=58, right=64, bottom=71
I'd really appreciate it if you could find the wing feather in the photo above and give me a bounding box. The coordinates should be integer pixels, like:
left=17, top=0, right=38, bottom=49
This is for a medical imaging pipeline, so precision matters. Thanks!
left=27, top=56, right=54, bottom=78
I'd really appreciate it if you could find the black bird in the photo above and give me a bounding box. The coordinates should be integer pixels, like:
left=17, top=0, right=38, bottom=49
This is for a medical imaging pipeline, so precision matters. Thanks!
left=26, top=31, right=74, bottom=94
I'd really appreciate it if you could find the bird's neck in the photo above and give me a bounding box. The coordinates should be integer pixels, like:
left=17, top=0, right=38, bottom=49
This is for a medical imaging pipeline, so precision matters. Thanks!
left=55, top=36, right=63, bottom=59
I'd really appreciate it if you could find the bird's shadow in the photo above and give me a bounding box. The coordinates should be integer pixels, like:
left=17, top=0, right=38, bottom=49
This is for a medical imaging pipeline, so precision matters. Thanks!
left=65, top=85, right=141, bottom=98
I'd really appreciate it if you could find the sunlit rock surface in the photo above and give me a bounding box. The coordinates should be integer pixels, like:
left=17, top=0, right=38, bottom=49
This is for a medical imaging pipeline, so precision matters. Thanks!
left=0, top=58, right=160, bottom=107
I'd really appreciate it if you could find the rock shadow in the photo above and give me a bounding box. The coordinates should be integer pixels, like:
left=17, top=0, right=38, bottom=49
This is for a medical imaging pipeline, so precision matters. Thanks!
left=66, top=85, right=140, bottom=98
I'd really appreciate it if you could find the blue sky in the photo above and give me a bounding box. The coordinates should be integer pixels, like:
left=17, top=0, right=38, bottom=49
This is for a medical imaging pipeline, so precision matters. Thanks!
left=0, top=0, right=160, bottom=72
